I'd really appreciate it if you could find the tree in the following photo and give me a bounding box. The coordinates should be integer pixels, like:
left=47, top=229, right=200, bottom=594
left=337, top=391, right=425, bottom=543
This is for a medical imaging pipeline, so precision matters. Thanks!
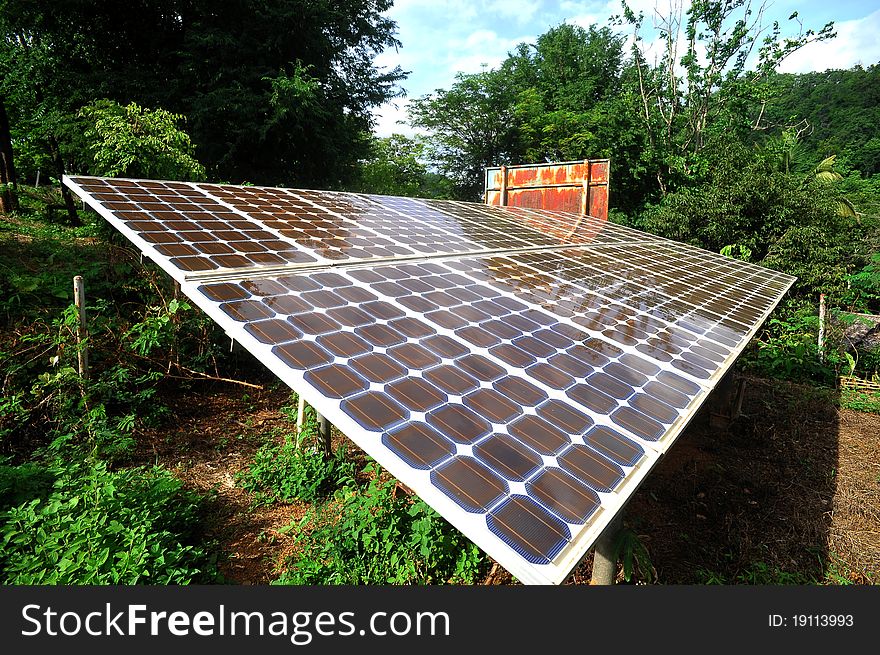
left=617, top=0, right=835, bottom=194
left=0, top=96, right=17, bottom=213
left=408, top=24, right=637, bottom=202
left=409, top=70, right=521, bottom=200
left=79, top=100, right=206, bottom=181
left=349, top=134, right=452, bottom=198
left=0, top=0, right=405, bottom=201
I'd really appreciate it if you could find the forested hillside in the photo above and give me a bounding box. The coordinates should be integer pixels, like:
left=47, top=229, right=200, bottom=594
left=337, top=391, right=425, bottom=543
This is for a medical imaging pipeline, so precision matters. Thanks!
left=1, top=1, right=878, bottom=586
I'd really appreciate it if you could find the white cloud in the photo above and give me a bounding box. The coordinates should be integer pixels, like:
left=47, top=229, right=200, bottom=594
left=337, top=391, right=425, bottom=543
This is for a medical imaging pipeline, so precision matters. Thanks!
left=444, top=29, right=532, bottom=75
left=779, top=9, right=880, bottom=73
left=372, top=100, right=422, bottom=138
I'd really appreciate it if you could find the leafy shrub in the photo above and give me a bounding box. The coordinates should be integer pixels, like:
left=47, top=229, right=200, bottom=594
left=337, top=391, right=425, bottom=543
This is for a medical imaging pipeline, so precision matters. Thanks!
left=0, top=461, right=55, bottom=512
left=237, top=440, right=357, bottom=505
left=274, top=465, right=486, bottom=585
left=0, top=461, right=218, bottom=584
left=740, top=302, right=840, bottom=384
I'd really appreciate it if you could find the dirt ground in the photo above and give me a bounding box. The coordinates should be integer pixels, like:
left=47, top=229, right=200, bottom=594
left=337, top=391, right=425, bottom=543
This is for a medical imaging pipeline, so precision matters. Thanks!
left=138, top=373, right=880, bottom=585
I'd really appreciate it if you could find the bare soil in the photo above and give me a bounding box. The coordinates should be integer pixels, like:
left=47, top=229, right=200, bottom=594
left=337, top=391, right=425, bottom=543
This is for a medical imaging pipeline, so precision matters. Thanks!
left=137, top=374, right=880, bottom=585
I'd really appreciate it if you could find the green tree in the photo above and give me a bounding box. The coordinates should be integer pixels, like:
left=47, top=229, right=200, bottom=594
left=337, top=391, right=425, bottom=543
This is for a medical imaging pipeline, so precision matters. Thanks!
left=0, top=0, right=405, bottom=200
left=617, top=0, right=835, bottom=194
left=409, top=70, right=521, bottom=199
left=79, top=100, right=206, bottom=181
left=350, top=134, right=453, bottom=198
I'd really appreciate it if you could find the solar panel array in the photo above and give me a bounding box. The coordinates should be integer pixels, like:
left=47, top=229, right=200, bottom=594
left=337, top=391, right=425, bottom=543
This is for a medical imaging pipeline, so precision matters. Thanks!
left=64, top=175, right=795, bottom=585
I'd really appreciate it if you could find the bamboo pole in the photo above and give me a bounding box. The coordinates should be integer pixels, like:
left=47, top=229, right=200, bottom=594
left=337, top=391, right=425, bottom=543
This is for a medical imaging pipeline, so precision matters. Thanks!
left=818, top=293, right=826, bottom=363
left=73, top=275, right=89, bottom=379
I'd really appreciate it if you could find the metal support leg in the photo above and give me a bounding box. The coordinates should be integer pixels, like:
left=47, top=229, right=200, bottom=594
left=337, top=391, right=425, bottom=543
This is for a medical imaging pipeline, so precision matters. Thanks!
left=708, top=370, right=737, bottom=430
left=590, top=513, right=624, bottom=585
left=295, top=395, right=306, bottom=449
left=317, top=413, right=331, bottom=457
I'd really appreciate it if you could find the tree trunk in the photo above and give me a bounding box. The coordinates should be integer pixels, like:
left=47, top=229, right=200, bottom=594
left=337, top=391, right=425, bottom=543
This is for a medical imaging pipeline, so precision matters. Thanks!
left=48, top=135, right=80, bottom=225
left=0, top=96, right=18, bottom=214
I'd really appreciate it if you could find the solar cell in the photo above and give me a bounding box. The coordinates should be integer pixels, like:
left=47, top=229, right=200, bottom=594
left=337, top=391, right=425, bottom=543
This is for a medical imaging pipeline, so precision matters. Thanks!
left=64, top=175, right=795, bottom=585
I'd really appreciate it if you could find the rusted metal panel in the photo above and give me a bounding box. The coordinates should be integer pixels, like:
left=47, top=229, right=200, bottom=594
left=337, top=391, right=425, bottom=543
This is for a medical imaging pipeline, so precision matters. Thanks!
left=484, top=159, right=610, bottom=221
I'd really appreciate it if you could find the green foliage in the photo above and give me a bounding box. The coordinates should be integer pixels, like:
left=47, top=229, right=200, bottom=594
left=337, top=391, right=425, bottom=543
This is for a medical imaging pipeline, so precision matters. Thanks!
left=613, top=526, right=656, bottom=584
left=697, top=562, right=815, bottom=585
left=275, top=464, right=486, bottom=585
left=350, top=134, right=453, bottom=198
left=637, top=139, right=874, bottom=298
left=1, top=0, right=405, bottom=188
left=740, top=303, right=831, bottom=383
left=238, top=441, right=357, bottom=506
left=79, top=100, right=206, bottom=181
left=0, top=461, right=55, bottom=512
left=0, top=461, right=218, bottom=584
left=839, top=387, right=880, bottom=414
left=762, top=65, right=880, bottom=176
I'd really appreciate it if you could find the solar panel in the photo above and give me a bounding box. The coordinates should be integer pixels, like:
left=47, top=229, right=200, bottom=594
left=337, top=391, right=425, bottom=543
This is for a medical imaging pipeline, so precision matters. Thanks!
left=64, top=175, right=795, bottom=585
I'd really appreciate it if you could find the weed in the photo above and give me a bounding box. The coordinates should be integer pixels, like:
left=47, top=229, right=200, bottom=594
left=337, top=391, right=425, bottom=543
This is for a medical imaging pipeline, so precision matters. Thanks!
left=274, top=463, right=487, bottom=585
left=0, top=461, right=219, bottom=584
left=237, top=440, right=356, bottom=505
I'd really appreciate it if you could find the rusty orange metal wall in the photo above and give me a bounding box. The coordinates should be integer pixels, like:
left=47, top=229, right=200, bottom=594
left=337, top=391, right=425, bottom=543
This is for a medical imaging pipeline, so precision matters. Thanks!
left=484, top=159, right=610, bottom=221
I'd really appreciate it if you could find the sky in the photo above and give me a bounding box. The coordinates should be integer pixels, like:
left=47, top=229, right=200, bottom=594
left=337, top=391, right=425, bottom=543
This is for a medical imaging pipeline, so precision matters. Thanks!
left=371, top=0, right=880, bottom=137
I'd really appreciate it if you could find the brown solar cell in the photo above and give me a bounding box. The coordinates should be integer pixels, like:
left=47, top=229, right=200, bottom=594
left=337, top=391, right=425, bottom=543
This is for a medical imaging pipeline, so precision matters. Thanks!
left=315, top=331, right=372, bottom=359
left=526, top=468, right=601, bottom=524
left=492, top=376, right=548, bottom=407
left=356, top=323, right=406, bottom=348
left=244, top=319, right=303, bottom=344
left=487, top=495, right=570, bottom=564
left=583, top=426, right=644, bottom=467
left=630, top=393, right=679, bottom=424
left=341, top=391, right=409, bottom=431
left=427, top=405, right=491, bottom=444
left=305, top=364, right=369, bottom=399
left=349, top=353, right=407, bottom=383
left=526, top=363, right=575, bottom=390
left=566, top=383, right=618, bottom=415
left=289, top=312, right=342, bottom=335
left=536, top=400, right=593, bottom=435
left=199, top=283, right=248, bottom=302
left=274, top=342, right=334, bottom=370
left=387, top=377, right=447, bottom=412
left=474, top=433, right=542, bottom=481
left=382, top=422, right=455, bottom=470
left=421, top=334, right=471, bottom=360
left=557, top=445, right=624, bottom=493
left=463, top=388, right=521, bottom=424
left=456, top=354, right=506, bottom=382
left=508, top=415, right=570, bottom=455
left=387, top=342, right=441, bottom=369
left=611, top=406, right=664, bottom=441
left=489, top=343, right=537, bottom=369
left=220, top=300, right=275, bottom=322
left=424, top=365, right=480, bottom=396
left=431, top=457, right=508, bottom=513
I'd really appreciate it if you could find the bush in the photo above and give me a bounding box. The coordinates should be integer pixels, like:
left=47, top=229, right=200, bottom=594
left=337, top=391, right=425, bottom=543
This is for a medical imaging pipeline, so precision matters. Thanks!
left=274, top=464, right=487, bottom=585
left=0, top=461, right=218, bottom=584
left=237, top=440, right=357, bottom=505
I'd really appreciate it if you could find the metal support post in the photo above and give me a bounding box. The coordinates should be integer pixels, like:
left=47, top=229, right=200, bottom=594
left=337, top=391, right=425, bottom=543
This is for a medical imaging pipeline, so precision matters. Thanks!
left=317, top=413, right=331, bottom=457
left=590, top=512, right=624, bottom=585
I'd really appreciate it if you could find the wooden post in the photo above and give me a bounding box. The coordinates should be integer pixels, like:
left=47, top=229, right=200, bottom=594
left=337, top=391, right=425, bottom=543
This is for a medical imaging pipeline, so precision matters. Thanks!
left=590, top=512, right=623, bottom=585
left=818, top=293, right=826, bottom=363
left=73, top=275, right=89, bottom=379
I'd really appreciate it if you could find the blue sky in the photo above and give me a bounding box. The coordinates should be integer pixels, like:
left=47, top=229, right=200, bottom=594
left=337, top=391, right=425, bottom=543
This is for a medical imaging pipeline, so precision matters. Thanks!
left=372, top=0, right=880, bottom=136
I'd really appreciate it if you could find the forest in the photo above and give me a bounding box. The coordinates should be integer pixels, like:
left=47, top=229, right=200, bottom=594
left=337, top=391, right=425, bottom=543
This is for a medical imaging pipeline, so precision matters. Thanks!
left=1, top=0, right=878, bottom=586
